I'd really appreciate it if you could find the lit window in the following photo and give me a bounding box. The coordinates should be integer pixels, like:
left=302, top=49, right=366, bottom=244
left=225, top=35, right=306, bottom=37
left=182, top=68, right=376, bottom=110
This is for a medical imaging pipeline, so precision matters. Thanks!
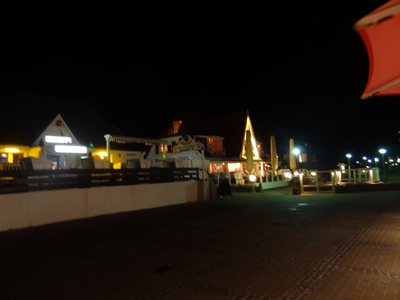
left=173, top=121, right=182, bottom=134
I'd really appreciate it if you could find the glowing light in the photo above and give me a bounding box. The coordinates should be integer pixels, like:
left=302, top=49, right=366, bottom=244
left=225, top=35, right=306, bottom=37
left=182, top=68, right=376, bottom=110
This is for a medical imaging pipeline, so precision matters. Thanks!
left=55, top=145, right=87, bottom=153
left=310, top=171, right=317, bottom=176
left=227, top=163, right=241, bottom=172
left=97, top=152, right=108, bottom=159
left=284, top=172, right=292, bottom=179
left=251, top=138, right=260, bottom=158
left=45, top=135, right=72, bottom=144
left=4, top=148, right=19, bottom=153
left=249, top=174, right=257, bottom=182
left=346, top=154, right=352, bottom=170
left=379, top=149, right=387, bottom=183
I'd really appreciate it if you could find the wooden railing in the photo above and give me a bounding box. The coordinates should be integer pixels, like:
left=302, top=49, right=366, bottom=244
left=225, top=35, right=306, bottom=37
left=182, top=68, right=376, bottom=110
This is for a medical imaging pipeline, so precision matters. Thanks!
left=0, top=168, right=200, bottom=194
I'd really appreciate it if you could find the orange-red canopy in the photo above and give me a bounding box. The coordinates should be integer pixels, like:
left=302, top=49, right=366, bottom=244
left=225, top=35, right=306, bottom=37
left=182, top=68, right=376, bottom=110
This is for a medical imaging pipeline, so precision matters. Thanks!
left=353, top=0, right=400, bottom=99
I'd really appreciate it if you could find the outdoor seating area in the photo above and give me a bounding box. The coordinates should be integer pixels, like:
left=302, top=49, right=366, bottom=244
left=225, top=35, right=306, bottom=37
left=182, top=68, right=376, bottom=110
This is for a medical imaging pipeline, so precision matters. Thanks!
left=289, top=167, right=400, bottom=194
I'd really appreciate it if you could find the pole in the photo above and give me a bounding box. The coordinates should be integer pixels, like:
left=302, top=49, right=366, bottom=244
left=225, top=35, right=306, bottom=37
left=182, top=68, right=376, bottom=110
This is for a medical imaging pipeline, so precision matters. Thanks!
left=379, top=149, right=387, bottom=184
left=202, top=149, right=206, bottom=201
left=104, top=134, right=111, bottom=168
left=382, top=153, right=387, bottom=183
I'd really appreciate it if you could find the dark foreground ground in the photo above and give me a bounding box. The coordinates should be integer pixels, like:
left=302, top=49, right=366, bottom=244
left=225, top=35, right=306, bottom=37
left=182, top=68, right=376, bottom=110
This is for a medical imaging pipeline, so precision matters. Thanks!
left=1, top=172, right=400, bottom=299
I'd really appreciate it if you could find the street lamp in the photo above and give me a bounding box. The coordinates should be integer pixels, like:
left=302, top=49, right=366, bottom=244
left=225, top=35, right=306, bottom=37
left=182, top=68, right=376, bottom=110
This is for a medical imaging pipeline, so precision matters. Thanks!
left=379, top=149, right=387, bottom=183
left=346, top=154, right=352, bottom=170
left=293, top=148, right=300, bottom=170
left=374, top=157, right=379, bottom=167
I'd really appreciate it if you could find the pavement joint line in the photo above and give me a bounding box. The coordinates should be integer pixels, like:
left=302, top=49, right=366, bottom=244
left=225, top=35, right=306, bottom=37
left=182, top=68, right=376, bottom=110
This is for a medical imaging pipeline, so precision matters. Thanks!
left=336, top=265, right=400, bottom=278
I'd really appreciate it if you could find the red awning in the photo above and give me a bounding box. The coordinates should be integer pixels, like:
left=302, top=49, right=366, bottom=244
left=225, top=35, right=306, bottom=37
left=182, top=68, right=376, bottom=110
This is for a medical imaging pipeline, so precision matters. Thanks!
left=353, top=0, right=400, bottom=99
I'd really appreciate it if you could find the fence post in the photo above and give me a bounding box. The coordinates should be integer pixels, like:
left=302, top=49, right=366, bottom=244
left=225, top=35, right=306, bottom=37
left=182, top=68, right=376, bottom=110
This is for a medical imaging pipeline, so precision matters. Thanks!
left=299, top=173, right=304, bottom=194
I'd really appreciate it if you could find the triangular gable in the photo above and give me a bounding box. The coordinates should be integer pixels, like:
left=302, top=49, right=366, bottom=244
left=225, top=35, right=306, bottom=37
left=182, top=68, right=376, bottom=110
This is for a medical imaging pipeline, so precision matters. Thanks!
left=0, top=91, right=129, bottom=148
left=32, top=114, right=81, bottom=147
left=241, top=110, right=260, bottom=160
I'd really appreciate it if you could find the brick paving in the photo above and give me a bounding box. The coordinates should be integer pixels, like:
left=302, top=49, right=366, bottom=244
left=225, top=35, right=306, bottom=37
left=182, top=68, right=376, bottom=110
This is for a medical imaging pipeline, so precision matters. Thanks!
left=1, top=185, right=400, bottom=299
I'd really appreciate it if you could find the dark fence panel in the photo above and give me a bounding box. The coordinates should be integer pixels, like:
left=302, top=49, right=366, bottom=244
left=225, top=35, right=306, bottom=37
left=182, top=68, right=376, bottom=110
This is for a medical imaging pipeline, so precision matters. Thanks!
left=0, top=168, right=199, bottom=194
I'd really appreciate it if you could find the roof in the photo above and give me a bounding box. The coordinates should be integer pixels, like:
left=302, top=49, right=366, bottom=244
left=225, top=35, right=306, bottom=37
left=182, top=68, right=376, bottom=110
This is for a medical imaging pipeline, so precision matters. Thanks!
left=156, top=109, right=249, bottom=158
left=0, top=91, right=149, bottom=152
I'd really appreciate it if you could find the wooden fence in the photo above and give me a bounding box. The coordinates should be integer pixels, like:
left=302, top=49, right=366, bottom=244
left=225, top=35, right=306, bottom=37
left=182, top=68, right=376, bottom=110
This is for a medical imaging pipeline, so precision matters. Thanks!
left=0, top=168, right=199, bottom=194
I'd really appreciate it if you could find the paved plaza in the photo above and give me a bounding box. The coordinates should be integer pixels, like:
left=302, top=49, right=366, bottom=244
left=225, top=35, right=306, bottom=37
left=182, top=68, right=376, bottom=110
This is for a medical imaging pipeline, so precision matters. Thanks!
left=1, top=185, right=400, bottom=299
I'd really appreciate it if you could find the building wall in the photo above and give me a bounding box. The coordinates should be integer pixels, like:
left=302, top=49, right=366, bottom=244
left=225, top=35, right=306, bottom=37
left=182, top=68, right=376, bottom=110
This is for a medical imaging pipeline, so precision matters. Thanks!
left=0, top=181, right=204, bottom=232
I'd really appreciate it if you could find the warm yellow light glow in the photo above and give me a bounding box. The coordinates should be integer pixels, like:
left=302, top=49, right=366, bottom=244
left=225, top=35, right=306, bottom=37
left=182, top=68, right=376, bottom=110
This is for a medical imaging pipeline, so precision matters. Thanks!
left=311, top=171, right=317, bottom=176
left=249, top=174, right=257, bottom=182
left=260, top=162, right=264, bottom=177
left=4, top=148, right=19, bottom=153
left=97, top=152, right=108, bottom=159
left=227, top=163, right=241, bottom=172
left=284, top=172, right=292, bottom=179
left=45, top=135, right=72, bottom=144
left=250, top=137, right=259, bottom=158
left=55, top=145, right=87, bottom=153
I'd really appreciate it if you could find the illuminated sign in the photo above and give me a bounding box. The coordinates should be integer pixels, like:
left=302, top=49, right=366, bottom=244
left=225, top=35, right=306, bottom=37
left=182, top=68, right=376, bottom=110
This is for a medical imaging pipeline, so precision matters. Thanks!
left=173, top=135, right=203, bottom=153
left=45, top=135, right=72, bottom=144
left=55, top=145, right=87, bottom=153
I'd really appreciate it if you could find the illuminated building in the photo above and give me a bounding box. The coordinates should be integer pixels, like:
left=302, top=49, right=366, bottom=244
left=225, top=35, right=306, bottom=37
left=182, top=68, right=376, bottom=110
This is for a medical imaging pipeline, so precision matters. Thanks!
left=146, top=109, right=268, bottom=183
left=0, top=92, right=149, bottom=169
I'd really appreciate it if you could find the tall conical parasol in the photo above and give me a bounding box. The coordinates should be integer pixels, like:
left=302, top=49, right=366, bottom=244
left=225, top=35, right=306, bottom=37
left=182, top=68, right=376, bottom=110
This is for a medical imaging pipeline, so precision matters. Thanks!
left=245, top=130, right=254, bottom=173
left=270, top=135, right=278, bottom=171
left=289, top=138, right=297, bottom=170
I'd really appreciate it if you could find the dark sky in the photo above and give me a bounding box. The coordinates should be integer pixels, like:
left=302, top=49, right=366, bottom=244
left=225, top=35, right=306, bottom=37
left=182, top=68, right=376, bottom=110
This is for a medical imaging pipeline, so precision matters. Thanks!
left=1, top=1, right=399, bottom=161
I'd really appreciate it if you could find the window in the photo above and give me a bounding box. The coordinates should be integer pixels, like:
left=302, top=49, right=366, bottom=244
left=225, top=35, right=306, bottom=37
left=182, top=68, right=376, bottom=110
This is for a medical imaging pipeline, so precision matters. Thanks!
left=207, top=138, right=223, bottom=155
left=173, top=121, right=182, bottom=134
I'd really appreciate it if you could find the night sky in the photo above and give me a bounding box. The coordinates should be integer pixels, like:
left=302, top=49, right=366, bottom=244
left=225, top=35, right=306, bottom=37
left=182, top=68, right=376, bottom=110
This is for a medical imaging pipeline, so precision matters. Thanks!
left=1, top=1, right=399, bottom=162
